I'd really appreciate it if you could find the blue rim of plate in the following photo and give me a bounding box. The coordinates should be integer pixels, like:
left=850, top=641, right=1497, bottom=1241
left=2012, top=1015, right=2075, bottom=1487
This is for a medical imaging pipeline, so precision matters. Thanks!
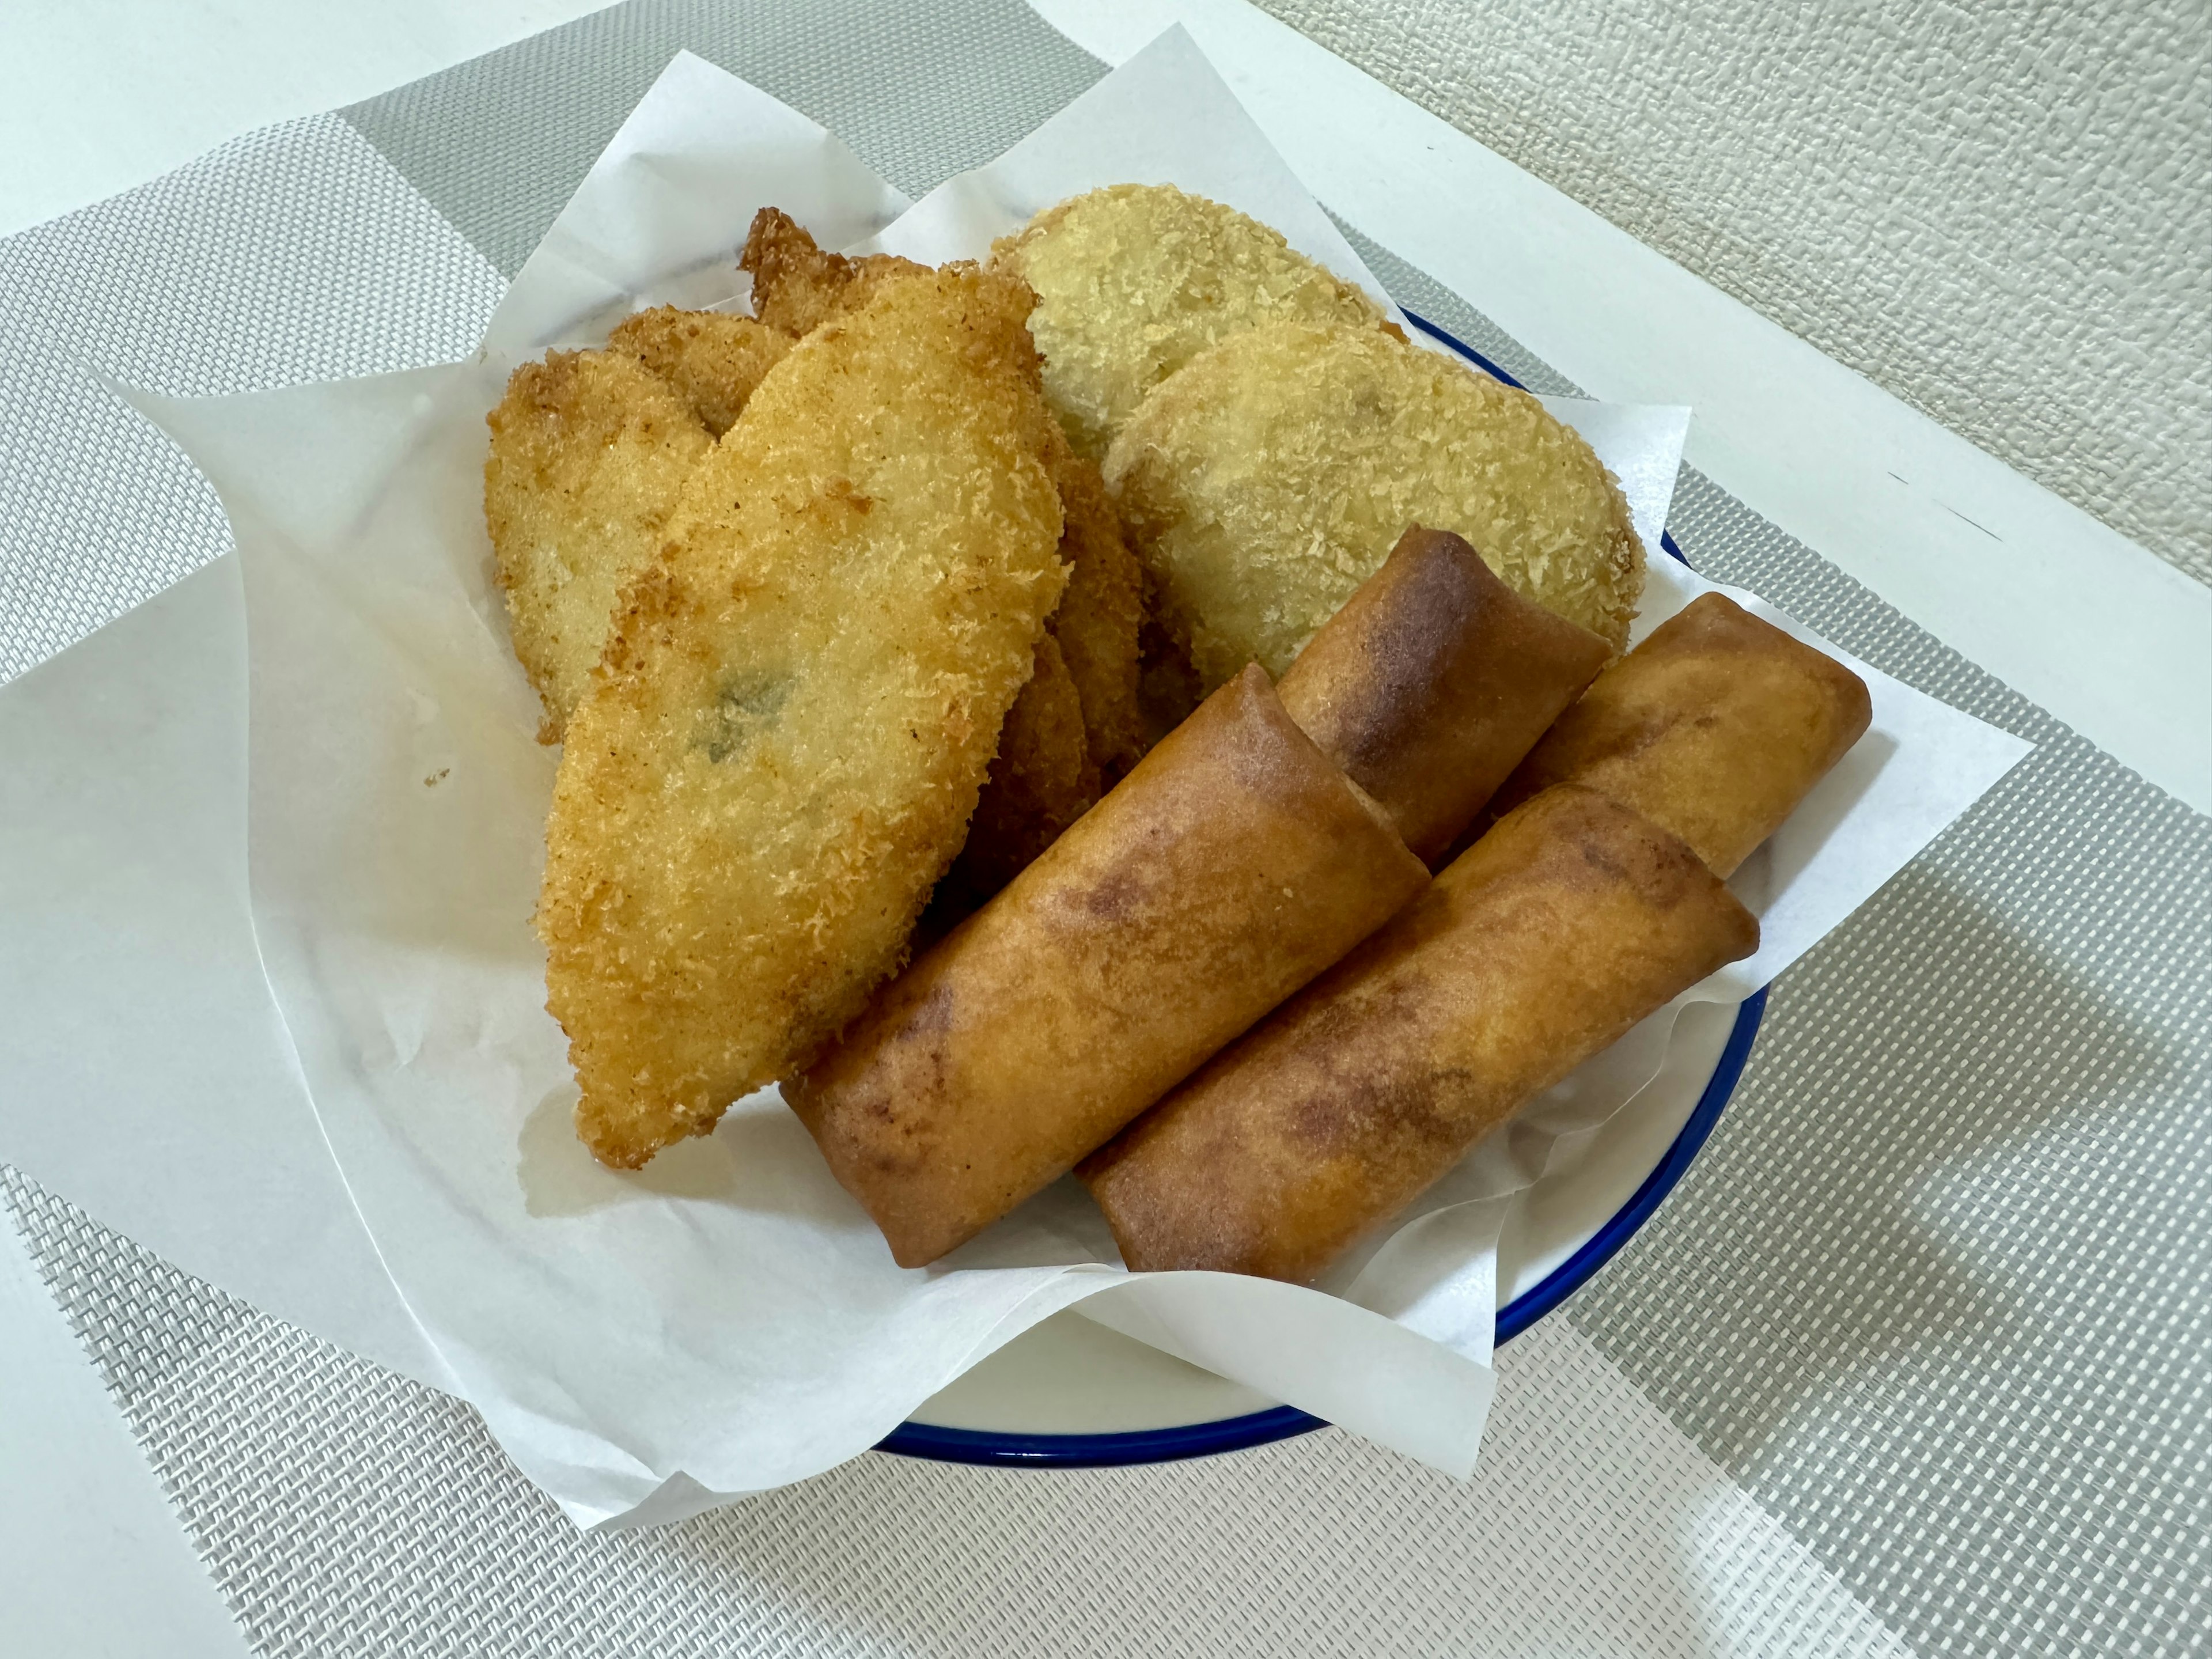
left=878, top=309, right=1755, bottom=1469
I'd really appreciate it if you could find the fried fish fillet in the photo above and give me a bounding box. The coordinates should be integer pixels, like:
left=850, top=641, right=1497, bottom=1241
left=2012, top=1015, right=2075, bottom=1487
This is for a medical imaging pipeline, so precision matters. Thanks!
left=991, top=183, right=1393, bottom=461
left=608, top=306, right=793, bottom=436
left=1040, top=434, right=1146, bottom=782
left=483, top=350, right=713, bottom=742
left=745, top=207, right=1146, bottom=797
left=940, top=633, right=1097, bottom=907
left=1105, top=320, right=1645, bottom=689
left=740, top=206, right=926, bottom=337
left=540, top=265, right=1067, bottom=1168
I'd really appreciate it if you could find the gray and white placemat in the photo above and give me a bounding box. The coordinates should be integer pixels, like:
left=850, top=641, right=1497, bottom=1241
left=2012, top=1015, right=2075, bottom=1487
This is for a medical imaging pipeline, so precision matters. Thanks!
left=2, top=2, right=2206, bottom=1653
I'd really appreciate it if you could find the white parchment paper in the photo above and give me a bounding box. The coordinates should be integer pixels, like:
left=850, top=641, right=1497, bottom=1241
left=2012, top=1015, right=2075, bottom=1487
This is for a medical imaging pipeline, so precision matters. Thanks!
left=123, top=35, right=2028, bottom=1530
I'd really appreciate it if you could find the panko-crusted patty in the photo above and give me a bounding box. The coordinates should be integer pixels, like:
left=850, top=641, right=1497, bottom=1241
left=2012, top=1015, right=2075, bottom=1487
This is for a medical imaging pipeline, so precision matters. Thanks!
left=1105, top=320, right=1645, bottom=688
left=608, top=306, right=793, bottom=437
left=991, top=183, right=1391, bottom=462
left=539, top=266, right=1068, bottom=1168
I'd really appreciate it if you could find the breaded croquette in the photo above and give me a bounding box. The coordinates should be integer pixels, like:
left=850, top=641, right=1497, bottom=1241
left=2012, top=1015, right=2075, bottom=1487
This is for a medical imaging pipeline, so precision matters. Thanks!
left=539, top=266, right=1067, bottom=1168
left=483, top=350, right=712, bottom=742
left=991, top=184, right=1392, bottom=461
left=608, top=306, right=793, bottom=436
left=739, top=206, right=926, bottom=336
left=1105, top=320, right=1644, bottom=688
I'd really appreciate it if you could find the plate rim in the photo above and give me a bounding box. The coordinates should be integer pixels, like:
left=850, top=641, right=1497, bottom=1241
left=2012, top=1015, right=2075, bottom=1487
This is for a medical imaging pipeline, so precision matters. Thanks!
left=879, top=310, right=1756, bottom=1469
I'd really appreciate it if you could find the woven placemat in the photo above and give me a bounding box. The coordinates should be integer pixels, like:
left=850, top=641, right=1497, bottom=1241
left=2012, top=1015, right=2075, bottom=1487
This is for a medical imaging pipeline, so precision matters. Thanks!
left=2, top=2, right=2205, bottom=1653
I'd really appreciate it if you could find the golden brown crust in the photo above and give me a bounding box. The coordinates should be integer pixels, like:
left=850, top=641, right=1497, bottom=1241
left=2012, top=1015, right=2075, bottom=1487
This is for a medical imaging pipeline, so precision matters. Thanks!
left=539, top=266, right=1067, bottom=1168
left=483, top=349, right=712, bottom=743
left=1483, top=591, right=1873, bottom=877
left=941, top=634, right=1099, bottom=908
left=992, top=183, right=1392, bottom=460
left=607, top=306, right=793, bottom=436
left=739, top=206, right=927, bottom=337
left=1105, top=319, right=1645, bottom=684
left=1036, top=430, right=1147, bottom=783
left=1081, top=784, right=1758, bottom=1283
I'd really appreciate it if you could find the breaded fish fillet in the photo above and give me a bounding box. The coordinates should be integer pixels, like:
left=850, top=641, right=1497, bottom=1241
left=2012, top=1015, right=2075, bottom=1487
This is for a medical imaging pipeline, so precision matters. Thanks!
left=991, top=183, right=1392, bottom=461
left=1105, top=320, right=1645, bottom=688
left=745, top=206, right=1147, bottom=794
left=740, top=206, right=926, bottom=337
left=540, top=266, right=1067, bottom=1168
left=608, top=306, right=793, bottom=436
left=941, top=633, right=1097, bottom=907
left=483, top=350, right=712, bottom=742
left=1039, top=434, right=1147, bottom=782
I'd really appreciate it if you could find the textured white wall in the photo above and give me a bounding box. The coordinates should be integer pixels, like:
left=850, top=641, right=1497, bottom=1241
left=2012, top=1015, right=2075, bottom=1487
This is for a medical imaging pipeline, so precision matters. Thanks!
left=1259, top=0, right=2211, bottom=587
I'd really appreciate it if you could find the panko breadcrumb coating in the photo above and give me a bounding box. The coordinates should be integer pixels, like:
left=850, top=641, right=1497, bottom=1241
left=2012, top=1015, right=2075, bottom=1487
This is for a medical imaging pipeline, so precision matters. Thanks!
left=539, top=266, right=1067, bottom=1168
left=1037, top=430, right=1146, bottom=783
left=942, top=634, right=1098, bottom=906
left=483, top=350, right=712, bottom=742
left=608, top=306, right=792, bottom=436
left=991, top=183, right=1393, bottom=461
left=744, top=206, right=1147, bottom=794
left=1105, top=320, right=1644, bottom=688
left=740, top=206, right=926, bottom=337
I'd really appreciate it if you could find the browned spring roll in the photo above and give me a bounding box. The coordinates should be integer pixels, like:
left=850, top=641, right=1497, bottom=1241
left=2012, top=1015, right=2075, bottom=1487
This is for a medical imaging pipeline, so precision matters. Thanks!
left=1080, top=785, right=1759, bottom=1285
left=1276, top=525, right=1611, bottom=865
left=1484, top=592, right=1872, bottom=877
left=788, top=665, right=1430, bottom=1267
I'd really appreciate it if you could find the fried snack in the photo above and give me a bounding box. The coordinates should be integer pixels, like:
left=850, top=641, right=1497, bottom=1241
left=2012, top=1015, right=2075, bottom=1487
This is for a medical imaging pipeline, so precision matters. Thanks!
left=540, top=266, right=1067, bottom=1168
left=991, top=183, right=1392, bottom=460
left=483, top=350, right=713, bottom=742
left=743, top=208, right=1145, bottom=783
left=942, top=634, right=1099, bottom=904
left=1484, top=592, right=1872, bottom=877
left=787, top=666, right=1430, bottom=1267
left=1038, top=432, right=1146, bottom=781
left=1106, top=320, right=1645, bottom=686
left=608, top=306, right=793, bottom=436
left=740, top=206, right=926, bottom=336
left=1081, top=785, right=1759, bottom=1284
left=1277, top=525, right=1611, bottom=865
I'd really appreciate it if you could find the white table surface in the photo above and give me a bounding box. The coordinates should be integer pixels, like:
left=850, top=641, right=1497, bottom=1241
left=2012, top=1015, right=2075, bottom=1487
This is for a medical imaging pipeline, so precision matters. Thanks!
left=1, top=0, right=2203, bottom=1651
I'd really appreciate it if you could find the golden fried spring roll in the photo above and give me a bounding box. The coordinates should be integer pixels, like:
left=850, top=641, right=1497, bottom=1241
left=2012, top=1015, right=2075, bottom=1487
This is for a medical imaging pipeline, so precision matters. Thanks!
left=1276, top=525, right=1611, bottom=865
left=1080, top=785, right=1759, bottom=1285
left=787, top=665, right=1430, bottom=1267
left=1484, top=591, right=1872, bottom=877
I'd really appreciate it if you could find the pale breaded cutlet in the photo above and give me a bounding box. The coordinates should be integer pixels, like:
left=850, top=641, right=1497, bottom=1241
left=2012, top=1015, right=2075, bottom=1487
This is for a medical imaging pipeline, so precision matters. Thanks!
left=608, top=306, right=793, bottom=436
left=990, top=183, right=1396, bottom=462
left=539, top=264, right=1068, bottom=1168
left=1105, top=319, right=1645, bottom=690
left=483, top=350, right=712, bottom=743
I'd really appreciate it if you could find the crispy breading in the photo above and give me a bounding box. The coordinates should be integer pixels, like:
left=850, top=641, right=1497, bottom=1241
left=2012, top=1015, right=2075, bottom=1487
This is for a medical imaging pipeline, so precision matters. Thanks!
left=744, top=207, right=1146, bottom=801
left=991, top=183, right=1392, bottom=461
left=1038, top=432, right=1147, bottom=782
left=607, top=306, right=793, bottom=436
left=1105, top=320, right=1645, bottom=688
left=483, top=350, right=712, bottom=743
left=739, top=206, right=926, bottom=337
left=539, top=266, right=1067, bottom=1168
left=942, top=634, right=1099, bottom=907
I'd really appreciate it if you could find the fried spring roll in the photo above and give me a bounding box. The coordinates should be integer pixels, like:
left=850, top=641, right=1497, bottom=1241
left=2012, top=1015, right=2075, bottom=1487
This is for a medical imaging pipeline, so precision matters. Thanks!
left=1276, top=525, right=1610, bottom=864
left=1484, top=592, right=1872, bottom=877
left=788, top=665, right=1429, bottom=1267
left=1080, top=785, right=1759, bottom=1285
